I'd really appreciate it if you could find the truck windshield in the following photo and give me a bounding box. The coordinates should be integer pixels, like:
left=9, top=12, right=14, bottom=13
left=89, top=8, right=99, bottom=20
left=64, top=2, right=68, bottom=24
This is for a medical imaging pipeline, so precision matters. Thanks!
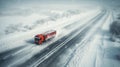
left=35, top=37, right=40, bottom=41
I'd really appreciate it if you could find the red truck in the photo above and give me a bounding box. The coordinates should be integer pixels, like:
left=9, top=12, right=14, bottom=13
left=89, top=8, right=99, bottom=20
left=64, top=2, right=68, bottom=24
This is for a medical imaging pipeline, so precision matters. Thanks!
left=34, top=30, right=56, bottom=44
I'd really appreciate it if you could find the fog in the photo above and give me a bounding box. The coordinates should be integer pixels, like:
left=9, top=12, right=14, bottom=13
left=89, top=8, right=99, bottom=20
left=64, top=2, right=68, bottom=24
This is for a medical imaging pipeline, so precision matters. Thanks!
left=0, top=0, right=120, bottom=10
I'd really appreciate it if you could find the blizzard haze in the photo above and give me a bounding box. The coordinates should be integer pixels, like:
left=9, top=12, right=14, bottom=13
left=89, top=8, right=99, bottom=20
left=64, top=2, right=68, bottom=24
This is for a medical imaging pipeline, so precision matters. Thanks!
left=0, top=0, right=120, bottom=67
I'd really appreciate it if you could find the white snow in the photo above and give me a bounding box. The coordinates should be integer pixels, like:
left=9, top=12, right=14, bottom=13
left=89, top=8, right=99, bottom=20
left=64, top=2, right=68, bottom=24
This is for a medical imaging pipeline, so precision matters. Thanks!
left=10, top=10, right=100, bottom=66
left=0, top=7, right=101, bottom=53
left=0, top=6, right=103, bottom=67
left=66, top=9, right=120, bottom=67
left=0, top=1, right=120, bottom=67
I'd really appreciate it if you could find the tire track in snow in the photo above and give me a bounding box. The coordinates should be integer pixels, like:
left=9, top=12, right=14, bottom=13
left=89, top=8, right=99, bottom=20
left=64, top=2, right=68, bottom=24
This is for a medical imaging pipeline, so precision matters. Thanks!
left=28, top=10, right=105, bottom=67
left=0, top=9, right=101, bottom=66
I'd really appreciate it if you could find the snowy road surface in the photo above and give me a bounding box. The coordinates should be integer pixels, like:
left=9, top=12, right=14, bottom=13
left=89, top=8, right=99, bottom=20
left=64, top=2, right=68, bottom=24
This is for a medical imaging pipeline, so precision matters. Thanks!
left=0, top=8, right=119, bottom=67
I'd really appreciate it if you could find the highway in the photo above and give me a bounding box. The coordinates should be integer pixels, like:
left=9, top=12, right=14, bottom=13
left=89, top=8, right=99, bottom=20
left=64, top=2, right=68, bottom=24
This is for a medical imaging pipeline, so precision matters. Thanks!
left=0, top=9, right=113, bottom=67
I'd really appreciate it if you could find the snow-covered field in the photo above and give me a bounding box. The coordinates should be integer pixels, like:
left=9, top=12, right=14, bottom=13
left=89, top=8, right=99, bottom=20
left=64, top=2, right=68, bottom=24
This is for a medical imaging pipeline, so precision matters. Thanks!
left=0, top=9, right=81, bottom=37
left=0, top=5, right=101, bottom=54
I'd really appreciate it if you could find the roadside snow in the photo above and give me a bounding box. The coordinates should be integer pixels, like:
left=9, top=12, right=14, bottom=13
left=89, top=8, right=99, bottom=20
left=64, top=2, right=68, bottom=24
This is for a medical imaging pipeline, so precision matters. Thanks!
left=67, top=10, right=120, bottom=67
left=0, top=9, right=81, bottom=37
left=0, top=8, right=101, bottom=53
left=68, top=9, right=120, bottom=67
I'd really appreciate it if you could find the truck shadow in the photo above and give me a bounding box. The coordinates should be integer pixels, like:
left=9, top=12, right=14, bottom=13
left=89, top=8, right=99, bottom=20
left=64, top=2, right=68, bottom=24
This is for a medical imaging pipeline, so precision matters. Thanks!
left=26, top=37, right=55, bottom=45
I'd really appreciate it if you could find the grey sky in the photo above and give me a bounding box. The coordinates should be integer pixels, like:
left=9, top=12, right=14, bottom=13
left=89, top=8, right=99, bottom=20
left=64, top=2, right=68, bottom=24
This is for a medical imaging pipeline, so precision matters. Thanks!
left=0, top=0, right=120, bottom=10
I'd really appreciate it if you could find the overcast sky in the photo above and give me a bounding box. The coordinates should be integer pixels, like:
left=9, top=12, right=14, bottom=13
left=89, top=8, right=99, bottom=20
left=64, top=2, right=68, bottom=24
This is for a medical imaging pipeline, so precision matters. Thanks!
left=0, top=0, right=119, bottom=4
left=0, top=0, right=120, bottom=10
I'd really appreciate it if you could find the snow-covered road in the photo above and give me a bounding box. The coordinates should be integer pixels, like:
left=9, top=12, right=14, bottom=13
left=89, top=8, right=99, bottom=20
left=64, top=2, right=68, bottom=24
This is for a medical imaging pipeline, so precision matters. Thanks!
left=65, top=10, right=113, bottom=67
left=0, top=8, right=116, bottom=67
left=43, top=9, right=110, bottom=67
